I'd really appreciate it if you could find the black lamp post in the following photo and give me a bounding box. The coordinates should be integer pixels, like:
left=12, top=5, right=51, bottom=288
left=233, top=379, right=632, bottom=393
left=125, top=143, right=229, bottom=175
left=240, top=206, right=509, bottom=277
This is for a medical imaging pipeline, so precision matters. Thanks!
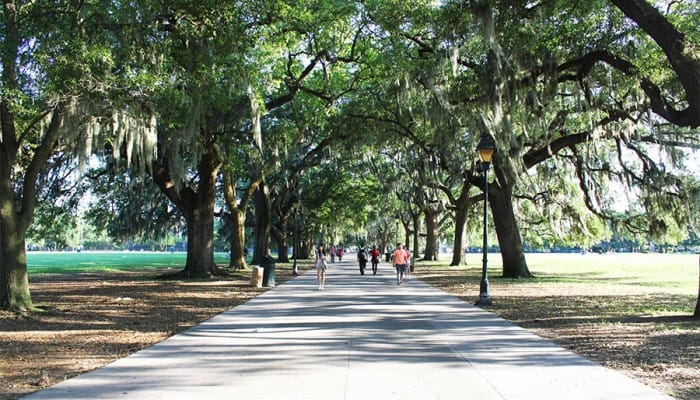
left=292, top=207, right=298, bottom=275
left=475, top=132, right=495, bottom=306
left=291, top=194, right=300, bottom=275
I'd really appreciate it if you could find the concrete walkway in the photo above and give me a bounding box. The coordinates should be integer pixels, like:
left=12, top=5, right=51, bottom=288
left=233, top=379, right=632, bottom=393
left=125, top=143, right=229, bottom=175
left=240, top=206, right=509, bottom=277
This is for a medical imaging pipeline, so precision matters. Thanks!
left=24, top=260, right=673, bottom=399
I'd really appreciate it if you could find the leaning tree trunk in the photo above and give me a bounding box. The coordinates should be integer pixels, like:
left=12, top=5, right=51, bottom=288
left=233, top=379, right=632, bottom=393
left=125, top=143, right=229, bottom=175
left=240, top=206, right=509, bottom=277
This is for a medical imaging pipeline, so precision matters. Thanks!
left=252, top=184, right=271, bottom=265
left=221, top=161, right=262, bottom=271
left=225, top=209, right=247, bottom=270
left=423, top=208, right=439, bottom=261
left=449, top=181, right=476, bottom=266
left=489, top=183, right=533, bottom=278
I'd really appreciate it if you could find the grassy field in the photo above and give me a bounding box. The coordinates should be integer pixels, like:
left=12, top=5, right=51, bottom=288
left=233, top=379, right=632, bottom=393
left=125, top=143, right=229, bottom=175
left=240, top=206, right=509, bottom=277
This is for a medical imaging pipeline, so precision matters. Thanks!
left=25, top=251, right=231, bottom=274
left=460, top=252, right=696, bottom=293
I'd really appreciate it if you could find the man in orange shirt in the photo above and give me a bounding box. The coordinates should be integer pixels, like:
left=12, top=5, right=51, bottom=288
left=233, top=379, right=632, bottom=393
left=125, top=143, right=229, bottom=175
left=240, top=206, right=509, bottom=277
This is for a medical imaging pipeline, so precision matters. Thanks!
left=392, top=243, right=407, bottom=285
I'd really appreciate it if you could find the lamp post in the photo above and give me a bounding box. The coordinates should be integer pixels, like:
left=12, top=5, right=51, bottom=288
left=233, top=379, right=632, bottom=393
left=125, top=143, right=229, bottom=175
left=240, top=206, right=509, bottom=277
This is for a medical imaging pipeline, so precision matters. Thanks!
left=475, top=132, right=495, bottom=306
left=291, top=194, right=300, bottom=275
left=292, top=206, right=298, bottom=275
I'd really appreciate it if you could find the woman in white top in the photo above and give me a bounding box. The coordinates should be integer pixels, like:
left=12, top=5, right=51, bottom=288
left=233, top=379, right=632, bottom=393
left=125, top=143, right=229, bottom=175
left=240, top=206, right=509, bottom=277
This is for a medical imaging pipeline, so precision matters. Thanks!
left=315, top=244, right=328, bottom=290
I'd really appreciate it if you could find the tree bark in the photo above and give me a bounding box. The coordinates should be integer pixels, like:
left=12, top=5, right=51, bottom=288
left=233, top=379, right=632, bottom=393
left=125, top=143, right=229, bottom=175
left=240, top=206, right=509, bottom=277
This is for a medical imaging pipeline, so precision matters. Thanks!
left=225, top=209, right=247, bottom=270
left=0, top=121, right=33, bottom=309
left=272, top=215, right=289, bottom=263
left=0, top=0, right=29, bottom=310
left=488, top=183, right=533, bottom=278
left=423, top=208, right=439, bottom=261
left=448, top=180, right=481, bottom=267
left=252, top=184, right=271, bottom=264
left=153, top=146, right=221, bottom=278
left=183, top=200, right=217, bottom=277
left=221, top=157, right=262, bottom=270
left=0, top=211, right=32, bottom=311
left=0, top=107, right=63, bottom=311
left=450, top=203, right=468, bottom=266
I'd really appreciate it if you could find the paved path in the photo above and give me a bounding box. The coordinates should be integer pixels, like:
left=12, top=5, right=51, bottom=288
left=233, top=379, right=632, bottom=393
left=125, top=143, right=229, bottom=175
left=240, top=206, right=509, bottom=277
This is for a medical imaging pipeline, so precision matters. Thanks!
left=24, top=260, right=673, bottom=399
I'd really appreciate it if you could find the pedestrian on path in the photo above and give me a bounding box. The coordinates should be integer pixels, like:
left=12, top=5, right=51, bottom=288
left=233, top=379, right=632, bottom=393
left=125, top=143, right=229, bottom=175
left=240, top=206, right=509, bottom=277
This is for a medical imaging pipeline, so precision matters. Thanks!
left=315, top=244, right=329, bottom=290
left=330, top=245, right=336, bottom=263
left=392, top=243, right=408, bottom=285
left=403, top=245, right=412, bottom=278
left=357, top=244, right=368, bottom=275
left=370, top=245, right=381, bottom=275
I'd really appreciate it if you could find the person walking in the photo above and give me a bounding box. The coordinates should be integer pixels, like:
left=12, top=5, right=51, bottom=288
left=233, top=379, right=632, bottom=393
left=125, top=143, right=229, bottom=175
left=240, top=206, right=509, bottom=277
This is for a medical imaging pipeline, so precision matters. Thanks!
left=315, top=244, right=329, bottom=290
left=330, top=245, right=337, bottom=263
left=336, top=246, right=343, bottom=261
left=404, top=245, right=412, bottom=278
left=357, top=244, right=368, bottom=275
left=392, top=243, right=408, bottom=285
left=369, top=245, right=381, bottom=275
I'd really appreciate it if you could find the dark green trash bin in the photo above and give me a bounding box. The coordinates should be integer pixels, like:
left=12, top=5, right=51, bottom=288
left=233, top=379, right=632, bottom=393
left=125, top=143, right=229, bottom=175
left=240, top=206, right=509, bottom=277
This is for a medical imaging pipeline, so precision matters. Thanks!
left=261, top=256, right=276, bottom=287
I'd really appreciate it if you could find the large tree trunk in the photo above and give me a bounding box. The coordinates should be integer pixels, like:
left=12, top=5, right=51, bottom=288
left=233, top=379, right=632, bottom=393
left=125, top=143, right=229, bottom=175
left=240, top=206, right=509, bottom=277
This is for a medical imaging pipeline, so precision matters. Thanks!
left=153, top=146, right=221, bottom=278
left=1, top=0, right=60, bottom=310
left=225, top=209, right=247, bottom=270
left=221, top=156, right=261, bottom=270
left=0, top=133, right=33, bottom=310
left=252, top=184, right=271, bottom=264
left=183, top=201, right=217, bottom=277
left=0, top=107, right=63, bottom=311
left=423, top=208, right=439, bottom=261
left=489, top=183, right=533, bottom=278
left=450, top=202, right=469, bottom=266
left=0, top=211, right=32, bottom=311
left=183, top=149, right=219, bottom=277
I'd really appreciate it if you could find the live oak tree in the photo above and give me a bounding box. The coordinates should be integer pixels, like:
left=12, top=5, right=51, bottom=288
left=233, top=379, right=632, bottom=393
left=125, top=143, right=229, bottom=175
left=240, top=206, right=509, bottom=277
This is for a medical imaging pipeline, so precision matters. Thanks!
left=358, top=0, right=699, bottom=283
left=118, top=1, right=270, bottom=277
left=218, top=0, right=371, bottom=268
left=0, top=1, right=155, bottom=310
left=6, top=0, right=698, bottom=314
left=359, top=1, right=530, bottom=273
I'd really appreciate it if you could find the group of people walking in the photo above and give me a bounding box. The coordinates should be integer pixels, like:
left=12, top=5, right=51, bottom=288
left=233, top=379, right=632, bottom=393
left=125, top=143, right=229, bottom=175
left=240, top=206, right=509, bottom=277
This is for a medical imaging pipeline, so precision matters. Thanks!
left=314, top=242, right=412, bottom=290
left=357, top=244, right=382, bottom=275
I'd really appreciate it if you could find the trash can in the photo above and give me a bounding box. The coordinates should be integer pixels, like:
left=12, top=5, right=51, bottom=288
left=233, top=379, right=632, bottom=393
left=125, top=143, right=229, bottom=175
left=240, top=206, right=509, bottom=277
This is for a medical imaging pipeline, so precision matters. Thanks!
left=385, top=252, right=391, bottom=262
left=261, top=256, right=276, bottom=287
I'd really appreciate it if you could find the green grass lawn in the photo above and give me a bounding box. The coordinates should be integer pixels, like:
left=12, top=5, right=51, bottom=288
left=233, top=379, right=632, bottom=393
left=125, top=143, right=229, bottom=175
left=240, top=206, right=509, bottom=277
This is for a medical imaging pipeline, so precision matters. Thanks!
left=26, top=251, right=231, bottom=274
left=431, top=252, right=698, bottom=294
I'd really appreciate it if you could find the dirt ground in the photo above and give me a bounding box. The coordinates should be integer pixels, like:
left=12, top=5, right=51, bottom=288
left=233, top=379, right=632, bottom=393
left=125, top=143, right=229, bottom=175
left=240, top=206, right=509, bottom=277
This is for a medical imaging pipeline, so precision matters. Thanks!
left=417, top=266, right=700, bottom=400
left=1, top=263, right=699, bottom=400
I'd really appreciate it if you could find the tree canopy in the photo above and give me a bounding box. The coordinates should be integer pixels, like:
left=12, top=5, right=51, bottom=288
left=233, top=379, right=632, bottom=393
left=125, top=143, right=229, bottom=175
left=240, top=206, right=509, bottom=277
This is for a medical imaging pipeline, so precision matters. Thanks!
left=2, top=0, right=699, bottom=313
